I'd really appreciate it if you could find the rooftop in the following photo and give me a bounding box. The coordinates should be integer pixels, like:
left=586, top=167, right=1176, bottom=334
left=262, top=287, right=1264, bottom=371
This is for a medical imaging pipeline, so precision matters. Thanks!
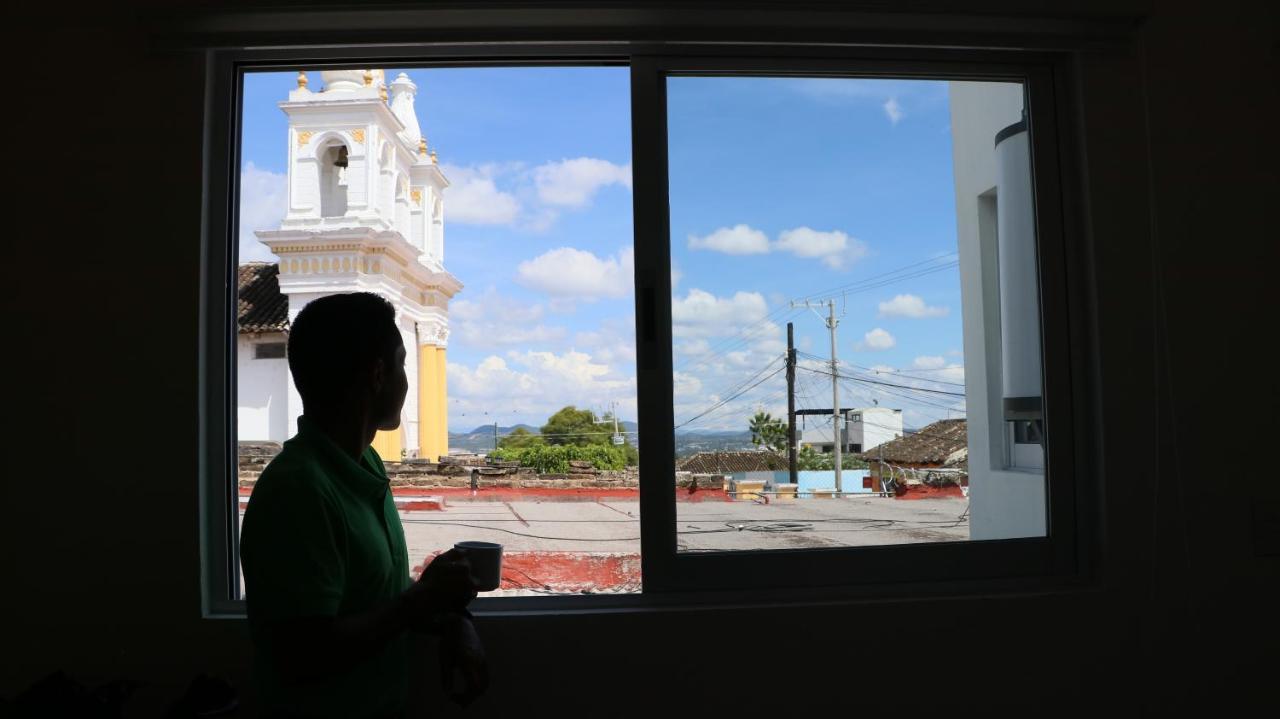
left=237, top=262, right=288, bottom=333
left=677, top=450, right=788, bottom=474
left=862, top=418, right=968, bottom=465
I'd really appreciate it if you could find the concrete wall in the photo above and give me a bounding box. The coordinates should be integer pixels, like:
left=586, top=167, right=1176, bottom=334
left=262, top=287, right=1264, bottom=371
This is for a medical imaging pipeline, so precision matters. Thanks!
left=235, top=335, right=290, bottom=442
left=5, top=2, right=1276, bottom=716
left=950, top=81, right=1048, bottom=540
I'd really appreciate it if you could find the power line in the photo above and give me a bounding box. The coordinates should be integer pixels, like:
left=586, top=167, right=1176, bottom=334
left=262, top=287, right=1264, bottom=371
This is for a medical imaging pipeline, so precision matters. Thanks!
left=676, top=365, right=786, bottom=429
left=798, top=364, right=967, bottom=397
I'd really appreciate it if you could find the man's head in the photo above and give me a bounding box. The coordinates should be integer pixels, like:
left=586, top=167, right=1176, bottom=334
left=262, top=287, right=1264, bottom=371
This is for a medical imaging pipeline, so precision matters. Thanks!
left=287, top=293, right=408, bottom=430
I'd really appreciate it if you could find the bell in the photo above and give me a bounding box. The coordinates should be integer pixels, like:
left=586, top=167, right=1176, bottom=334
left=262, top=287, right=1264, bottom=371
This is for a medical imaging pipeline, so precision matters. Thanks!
left=333, top=146, right=349, bottom=168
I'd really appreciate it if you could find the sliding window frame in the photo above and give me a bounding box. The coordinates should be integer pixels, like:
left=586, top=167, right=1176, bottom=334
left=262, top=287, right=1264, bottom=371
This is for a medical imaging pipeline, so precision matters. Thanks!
left=630, top=52, right=1088, bottom=596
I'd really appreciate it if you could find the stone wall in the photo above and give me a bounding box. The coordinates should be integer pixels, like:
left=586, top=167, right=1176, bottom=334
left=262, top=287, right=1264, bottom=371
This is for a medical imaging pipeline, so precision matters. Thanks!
left=237, top=442, right=725, bottom=490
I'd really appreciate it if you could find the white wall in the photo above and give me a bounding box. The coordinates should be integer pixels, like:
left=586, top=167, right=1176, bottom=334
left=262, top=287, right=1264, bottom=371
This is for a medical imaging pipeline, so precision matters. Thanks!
left=236, top=335, right=291, bottom=443
left=950, top=81, right=1046, bottom=540
left=855, top=407, right=903, bottom=453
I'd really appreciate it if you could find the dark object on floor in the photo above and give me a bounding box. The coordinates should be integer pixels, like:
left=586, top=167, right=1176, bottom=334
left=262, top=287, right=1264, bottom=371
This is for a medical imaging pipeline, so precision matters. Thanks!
left=9, top=671, right=138, bottom=719
left=165, top=674, right=239, bottom=718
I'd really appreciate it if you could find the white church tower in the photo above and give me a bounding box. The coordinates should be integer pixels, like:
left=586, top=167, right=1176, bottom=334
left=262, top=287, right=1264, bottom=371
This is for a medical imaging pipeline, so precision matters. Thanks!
left=246, top=69, right=462, bottom=461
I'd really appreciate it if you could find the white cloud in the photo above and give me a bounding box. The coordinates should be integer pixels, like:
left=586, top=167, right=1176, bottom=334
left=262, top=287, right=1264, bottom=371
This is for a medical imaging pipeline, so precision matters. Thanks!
left=573, top=318, right=636, bottom=366
left=883, top=97, right=904, bottom=125
left=534, top=157, right=631, bottom=208
left=440, top=164, right=521, bottom=225
left=671, top=289, right=771, bottom=339
left=673, top=371, right=703, bottom=398
left=855, top=327, right=896, bottom=351
left=238, top=162, right=287, bottom=262
left=449, top=288, right=566, bottom=349
left=448, top=350, right=637, bottom=426
left=683, top=224, right=868, bottom=270
left=911, top=355, right=947, bottom=369
left=516, top=246, right=634, bottom=300
left=775, top=227, right=869, bottom=270
left=878, top=294, right=950, bottom=319
left=688, top=224, right=771, bottom=255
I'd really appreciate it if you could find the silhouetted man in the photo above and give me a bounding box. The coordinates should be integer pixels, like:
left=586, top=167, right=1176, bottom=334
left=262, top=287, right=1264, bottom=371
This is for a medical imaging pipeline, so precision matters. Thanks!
left=241, top=292, right=485, bottom=719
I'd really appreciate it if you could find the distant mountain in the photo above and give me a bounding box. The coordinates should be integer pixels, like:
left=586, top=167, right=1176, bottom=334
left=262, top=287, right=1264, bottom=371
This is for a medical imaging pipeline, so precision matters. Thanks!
left=461, top=423, right=538, bottom=436
left=446, top=420, right=751, bottom=456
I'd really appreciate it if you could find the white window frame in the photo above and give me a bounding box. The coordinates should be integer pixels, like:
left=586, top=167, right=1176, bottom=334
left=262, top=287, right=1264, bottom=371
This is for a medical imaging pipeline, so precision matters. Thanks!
left=199, top=39, right=1100, bottom=617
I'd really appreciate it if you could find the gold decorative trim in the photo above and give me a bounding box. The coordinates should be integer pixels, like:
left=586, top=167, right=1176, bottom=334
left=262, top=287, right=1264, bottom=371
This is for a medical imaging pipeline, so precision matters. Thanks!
left=410, top=189, right=423, bottom=205
left=363, top=69, right=374, bottom=87
left=418, top=139, right=428, bottom=157
left=350, top=129, right=365, bottom=144
left=296, top=131, right=314, bottom=146
left=429, top=149, right=438, bottom=164
left=297, top=71, right=308, bottom=89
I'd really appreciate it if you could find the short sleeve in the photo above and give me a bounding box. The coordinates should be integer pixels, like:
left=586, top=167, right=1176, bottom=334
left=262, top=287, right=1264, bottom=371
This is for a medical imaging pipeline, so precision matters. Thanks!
left=241, top=475, right=346, bottom=619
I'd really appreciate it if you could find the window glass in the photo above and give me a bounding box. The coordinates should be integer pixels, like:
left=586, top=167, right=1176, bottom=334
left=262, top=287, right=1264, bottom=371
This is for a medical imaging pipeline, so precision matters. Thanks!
left=667, top=76, right=1047, bottom=552
left=235, top=67, right=639, bottom=597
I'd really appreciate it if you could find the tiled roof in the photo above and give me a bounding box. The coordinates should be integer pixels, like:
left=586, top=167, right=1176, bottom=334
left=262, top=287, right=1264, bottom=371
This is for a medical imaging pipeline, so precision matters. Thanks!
left=677, top=450, right=788, bottom=474
left=862, top=419, right=968, bottom=465
left=238, top=263, right=289, bottom=333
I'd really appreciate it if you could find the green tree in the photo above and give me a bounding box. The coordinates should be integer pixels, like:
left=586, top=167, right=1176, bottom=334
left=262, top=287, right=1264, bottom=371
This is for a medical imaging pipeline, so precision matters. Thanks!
left=535, top=406, right=639, bottom=466
left=795, top=445, right=868, bottom=470
left=498, top=426, right=544, bottom=450
left=540, top=406, right=600, bottom=446
left=748, top=411, right=788, bottom=453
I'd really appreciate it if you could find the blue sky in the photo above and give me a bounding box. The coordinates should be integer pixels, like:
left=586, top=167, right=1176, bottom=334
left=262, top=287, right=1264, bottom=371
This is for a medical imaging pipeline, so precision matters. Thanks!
left=240, top=68, right=970, bottom=433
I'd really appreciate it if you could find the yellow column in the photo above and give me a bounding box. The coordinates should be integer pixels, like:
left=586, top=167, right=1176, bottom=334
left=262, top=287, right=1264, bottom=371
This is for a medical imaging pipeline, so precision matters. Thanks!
left=371, top=427, right=402, bottom=463
left=417, top=342, right=440, bottom=461
left=435, top=346, right=448, bottom=458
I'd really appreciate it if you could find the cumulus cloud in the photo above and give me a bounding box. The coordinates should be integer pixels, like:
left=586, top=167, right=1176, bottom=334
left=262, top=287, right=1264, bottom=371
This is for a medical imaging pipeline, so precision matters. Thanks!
left=449, top=288, right=566, bottom=349
left=775, top=227, right=869, bottom=270
left=573, top=317, right=637, bottom=367
left=443, top=157, right=630, bottom=229
left=911, top=355, right=947, bottom=370
left=855, top=327, right=896, bottom=351
left=516, top=246, right=634, bottom=300
left=440, top=164, right=522, bottom=225
left=671, top=289, right=771, bottom=339
left=448, top=350, right=637, bottom=426
left=685, top=224, right=869, bottom=270
left=239, top=162, right=287, bottom=262
left=688, top=224, right=771, bottom=255
left=878, top=294, right=950, bottom=319
left=883, top=97, right=904, bottom=125
left=534, top=157, right=631, bottom=208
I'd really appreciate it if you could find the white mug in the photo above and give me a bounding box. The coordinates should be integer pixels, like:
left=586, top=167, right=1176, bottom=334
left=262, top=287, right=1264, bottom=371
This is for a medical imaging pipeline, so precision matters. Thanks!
left=454, top=541, right=503, bottom=591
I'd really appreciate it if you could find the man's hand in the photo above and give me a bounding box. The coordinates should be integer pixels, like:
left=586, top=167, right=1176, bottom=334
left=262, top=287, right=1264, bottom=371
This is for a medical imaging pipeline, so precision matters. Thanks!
left=405, top=549, right=477, bottom=627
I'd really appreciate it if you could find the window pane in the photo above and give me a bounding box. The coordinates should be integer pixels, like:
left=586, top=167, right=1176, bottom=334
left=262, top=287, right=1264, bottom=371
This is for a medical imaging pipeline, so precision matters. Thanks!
left=667, top=76, right=1046, bottom=552
left=236, top=67, right=638, bottom=597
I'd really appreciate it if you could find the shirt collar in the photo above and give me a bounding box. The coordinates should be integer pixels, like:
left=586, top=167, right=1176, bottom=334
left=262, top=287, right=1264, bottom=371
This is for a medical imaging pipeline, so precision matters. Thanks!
left=293, top=415, right=390, bottom=500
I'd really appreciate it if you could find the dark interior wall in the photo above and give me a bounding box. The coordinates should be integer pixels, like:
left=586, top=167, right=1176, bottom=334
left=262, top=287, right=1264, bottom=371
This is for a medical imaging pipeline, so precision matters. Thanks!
left=4, top=1, right=1276, bottom=715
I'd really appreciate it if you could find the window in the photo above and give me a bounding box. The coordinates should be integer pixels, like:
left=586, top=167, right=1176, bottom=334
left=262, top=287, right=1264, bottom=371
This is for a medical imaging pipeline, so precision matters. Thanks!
left=231, top=65, right=639, bottom=601
left=253, top=342, right=286, bottom=360
left=203, top=46, right=1086, bottom=613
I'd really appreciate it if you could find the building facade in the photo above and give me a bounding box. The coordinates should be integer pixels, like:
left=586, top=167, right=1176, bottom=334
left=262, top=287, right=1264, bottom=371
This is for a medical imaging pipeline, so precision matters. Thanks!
left=950, top=81, right=1046, bottom=539
left=798, top=407, right=904, bottom=454
left=237, top=69, right=462, bottom=461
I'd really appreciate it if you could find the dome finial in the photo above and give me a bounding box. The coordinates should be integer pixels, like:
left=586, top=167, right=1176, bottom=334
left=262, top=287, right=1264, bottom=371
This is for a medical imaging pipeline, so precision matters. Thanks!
left=297, top=71, right=308, bottom=89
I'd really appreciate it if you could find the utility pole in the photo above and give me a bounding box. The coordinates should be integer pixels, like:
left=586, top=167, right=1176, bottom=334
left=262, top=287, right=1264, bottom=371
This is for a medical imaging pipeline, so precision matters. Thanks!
left=786, top=322, right=798, bottom=486
left=792, top=297, right=844, bottom=493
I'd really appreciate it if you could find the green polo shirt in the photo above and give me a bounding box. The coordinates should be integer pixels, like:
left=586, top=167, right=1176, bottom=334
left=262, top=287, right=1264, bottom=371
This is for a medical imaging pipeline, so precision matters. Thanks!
left=241, top=417, right=411, bottom=719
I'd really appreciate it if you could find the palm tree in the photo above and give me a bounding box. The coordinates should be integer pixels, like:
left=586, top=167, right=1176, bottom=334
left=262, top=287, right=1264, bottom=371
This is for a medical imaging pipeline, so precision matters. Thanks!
left=749, top=411, right=787, bottom=452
